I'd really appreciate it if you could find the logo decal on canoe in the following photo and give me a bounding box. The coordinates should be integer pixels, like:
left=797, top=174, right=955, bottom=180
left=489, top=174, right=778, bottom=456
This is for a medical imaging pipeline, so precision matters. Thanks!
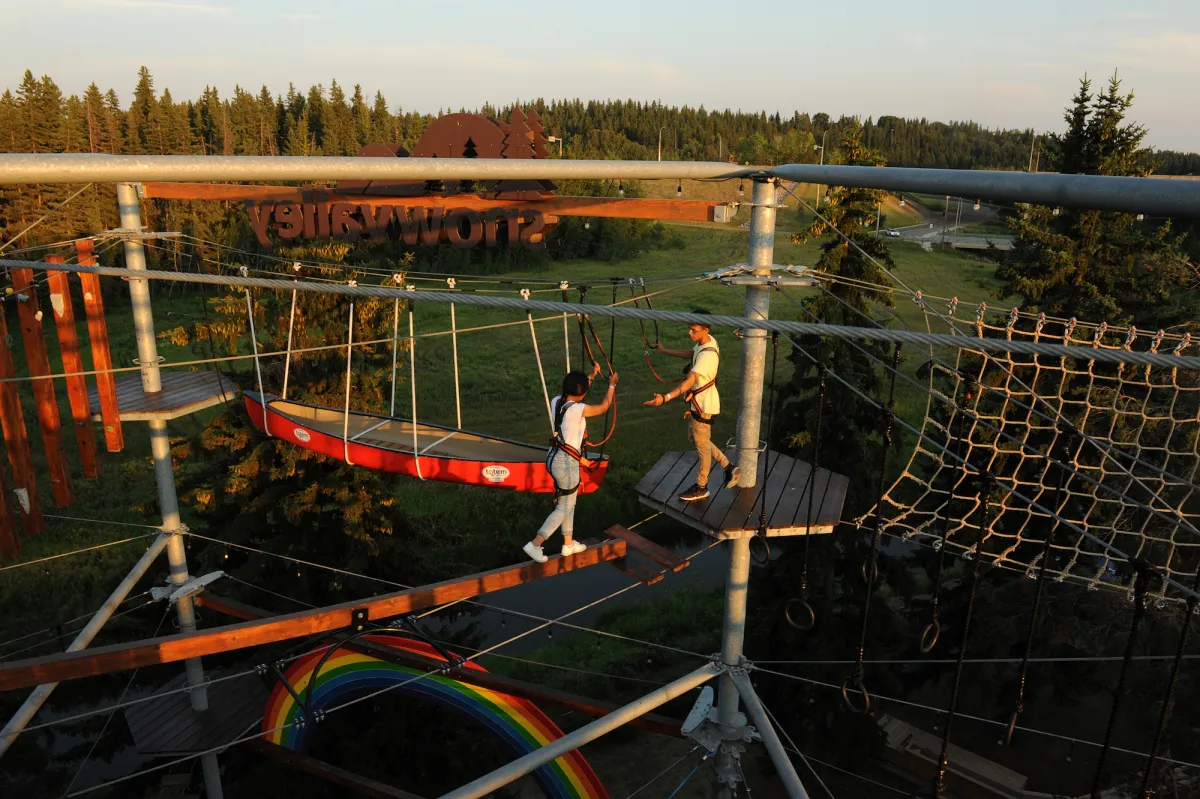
left=482, top=465, right=510, bottom=483
left=293, top=428, right=312, bottom=443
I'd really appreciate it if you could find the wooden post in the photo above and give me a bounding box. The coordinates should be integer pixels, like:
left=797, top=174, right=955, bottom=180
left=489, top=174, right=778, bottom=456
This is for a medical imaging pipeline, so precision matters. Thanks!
left=0, top=310, right=42, bottom=535
left=0, top=453, right=18, bottom=558
left=11, top=268, right=74, bottom=507
left=75, top=239, right=123, bottom=452
left=46, top=256, right=100, bottom=478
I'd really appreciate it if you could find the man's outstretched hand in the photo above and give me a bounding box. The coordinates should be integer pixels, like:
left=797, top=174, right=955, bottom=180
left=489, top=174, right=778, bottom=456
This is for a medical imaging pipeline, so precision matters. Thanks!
left=643, top=393, right=666, bottom=407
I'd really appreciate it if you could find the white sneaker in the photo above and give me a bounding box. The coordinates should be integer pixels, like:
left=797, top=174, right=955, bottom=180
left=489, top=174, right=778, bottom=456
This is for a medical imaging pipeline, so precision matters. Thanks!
left=562, top=541, right=586, bottom=557
left=523, top=542, right=548, bottom=563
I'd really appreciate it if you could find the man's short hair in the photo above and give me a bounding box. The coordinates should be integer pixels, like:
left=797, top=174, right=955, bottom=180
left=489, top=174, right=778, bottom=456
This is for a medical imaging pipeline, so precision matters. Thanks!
left=689, top=308, right=712, bottom=329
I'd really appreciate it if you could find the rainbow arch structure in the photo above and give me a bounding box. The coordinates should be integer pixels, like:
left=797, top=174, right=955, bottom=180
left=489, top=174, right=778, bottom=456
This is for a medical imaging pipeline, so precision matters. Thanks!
left=262, top=635, right=608, bottom=799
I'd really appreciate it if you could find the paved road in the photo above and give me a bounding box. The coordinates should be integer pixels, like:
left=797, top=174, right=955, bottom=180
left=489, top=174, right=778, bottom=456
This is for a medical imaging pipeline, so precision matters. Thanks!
left=877, top=197, right=1013, bottom=248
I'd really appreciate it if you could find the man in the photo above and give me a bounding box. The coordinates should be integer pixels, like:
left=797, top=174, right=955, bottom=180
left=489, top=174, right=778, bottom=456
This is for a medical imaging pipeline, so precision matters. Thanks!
left=643, top=311, right=740, bottom=501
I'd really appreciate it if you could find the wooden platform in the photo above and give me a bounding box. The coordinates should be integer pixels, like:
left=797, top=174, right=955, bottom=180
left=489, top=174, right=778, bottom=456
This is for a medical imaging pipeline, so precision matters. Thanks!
left=125, top=669, right=268, bottom=755
left=87, top=370, right=238, bottom=422
left=635, top=449, right=848, bottom=539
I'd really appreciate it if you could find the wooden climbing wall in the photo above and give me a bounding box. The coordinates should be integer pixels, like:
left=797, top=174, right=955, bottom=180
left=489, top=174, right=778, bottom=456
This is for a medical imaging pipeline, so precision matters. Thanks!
left=76, top=239, right=123, bottom=453
left=0, top=307, right=43, bottom=536
left=47, top=256, right=100, bottom=478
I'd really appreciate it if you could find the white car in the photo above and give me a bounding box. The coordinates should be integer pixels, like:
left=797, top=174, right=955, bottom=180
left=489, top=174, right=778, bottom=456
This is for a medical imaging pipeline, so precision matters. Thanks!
left=884, top=229, right=901, bottom=238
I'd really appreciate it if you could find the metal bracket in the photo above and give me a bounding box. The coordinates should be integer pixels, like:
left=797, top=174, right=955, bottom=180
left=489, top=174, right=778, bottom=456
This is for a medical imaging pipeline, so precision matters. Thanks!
left=351, top=607, right=369, bottom=632
left=151, top=570, right=224, bottom=604
left=721, top=276, right=815, bottom=287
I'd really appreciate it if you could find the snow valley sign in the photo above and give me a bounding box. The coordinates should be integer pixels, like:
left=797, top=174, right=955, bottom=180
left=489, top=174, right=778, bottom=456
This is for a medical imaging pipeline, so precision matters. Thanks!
left=247, top=107, right=556, bottom=251
left=246, top=194, right=549, bottom=251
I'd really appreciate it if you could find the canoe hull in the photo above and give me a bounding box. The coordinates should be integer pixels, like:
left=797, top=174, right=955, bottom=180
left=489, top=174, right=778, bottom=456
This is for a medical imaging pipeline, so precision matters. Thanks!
left=244, top=394, right=607, bottom=494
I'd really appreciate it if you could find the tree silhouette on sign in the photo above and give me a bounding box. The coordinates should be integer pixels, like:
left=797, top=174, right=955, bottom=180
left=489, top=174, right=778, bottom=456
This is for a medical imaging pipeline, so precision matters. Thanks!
left=500, top=106, right=535, bottom=160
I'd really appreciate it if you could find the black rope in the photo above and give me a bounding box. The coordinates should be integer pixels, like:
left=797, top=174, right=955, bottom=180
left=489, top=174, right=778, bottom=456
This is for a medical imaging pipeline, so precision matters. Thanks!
left=752, top=332, right=781, bottom=566
left=1090, top=563, right=1154, bottom=799
left=933, top=471, right=995, bottom=798
left=841, top=343, right=902, bottom=713
left=922, top=378, right=974, bottom=654
left=577, top=285, right=589, bottom=369
left=786, top=361, right=825, bottom=630
left=1138, top=567, right=1200, bottom=797
left=1006, top=430, right=1081, bottom=746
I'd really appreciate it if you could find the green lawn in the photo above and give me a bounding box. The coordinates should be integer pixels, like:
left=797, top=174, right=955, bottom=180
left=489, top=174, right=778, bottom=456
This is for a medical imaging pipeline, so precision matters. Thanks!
left=0, top=224, right=1002, bottom=649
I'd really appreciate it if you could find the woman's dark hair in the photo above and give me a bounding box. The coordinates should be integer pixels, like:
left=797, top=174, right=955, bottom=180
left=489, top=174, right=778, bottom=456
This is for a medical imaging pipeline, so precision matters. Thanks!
left=562, top=370, right=590, bottom=397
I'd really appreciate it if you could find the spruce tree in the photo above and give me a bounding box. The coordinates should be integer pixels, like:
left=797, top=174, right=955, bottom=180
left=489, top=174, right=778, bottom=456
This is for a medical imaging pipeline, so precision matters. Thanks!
left=125, top=66, right=157, bottom=154
left=997, top=73, right=1194, bottom=327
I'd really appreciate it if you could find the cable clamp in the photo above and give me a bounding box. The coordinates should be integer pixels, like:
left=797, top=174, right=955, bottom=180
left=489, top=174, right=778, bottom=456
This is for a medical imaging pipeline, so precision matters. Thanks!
left=520, top=288, right=531, bottom=301
left=446, top=277, right=457, bottom=289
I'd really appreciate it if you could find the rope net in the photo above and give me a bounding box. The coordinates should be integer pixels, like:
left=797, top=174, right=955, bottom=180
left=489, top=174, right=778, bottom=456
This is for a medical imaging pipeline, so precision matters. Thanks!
left=866, top=298, right=1200, bottom=602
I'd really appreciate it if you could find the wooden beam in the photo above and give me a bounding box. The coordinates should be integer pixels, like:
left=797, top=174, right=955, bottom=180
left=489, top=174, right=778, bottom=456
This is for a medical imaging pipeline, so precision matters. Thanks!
left=0, top=311, right=42, bottom=535
left=46, top=258, right=100, bottom=478
left=75, top=240, right=123, bottom=453
left=248, top=740, right=428, bottom=799
left=0, top=541, right=626, bottom=691
left=140, top=182, right=728, bottom=223
left=10, top=268, right=73, bottom=507
left=0, top=448, right=18, bottom=558
left=195, top=592, right=684, bottom=738
left=605, top=525, right=688, bottom=573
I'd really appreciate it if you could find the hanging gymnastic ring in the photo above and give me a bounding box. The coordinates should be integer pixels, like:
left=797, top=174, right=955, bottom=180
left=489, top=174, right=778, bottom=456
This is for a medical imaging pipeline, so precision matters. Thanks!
left=920, top=619, right=941, bottom=653
left=841, top=675, right=871, bottom=715
left=1005, top=709, right=1020, bottom=747
left=861, top=557, right=880, bottom=585
left=784, top=598, right=815, bottom=631
left=750, top=534, right=771, bottom=565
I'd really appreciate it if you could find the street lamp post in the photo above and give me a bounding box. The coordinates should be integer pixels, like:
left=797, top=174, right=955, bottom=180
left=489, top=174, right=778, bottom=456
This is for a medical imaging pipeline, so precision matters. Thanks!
left=658, top=126, right=666, bottom=162
left=717, top=133, right=723, bottom=162
left=814, top=130, right=828, bottom=208
left=547, top=136, right=564, bottom=157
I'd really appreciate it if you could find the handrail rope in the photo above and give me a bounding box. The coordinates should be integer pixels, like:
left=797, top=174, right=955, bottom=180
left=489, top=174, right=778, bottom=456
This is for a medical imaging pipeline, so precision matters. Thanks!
left=933, top=472, right=995, bottom=798
left=281, top=287, right=298, bottom=399
left=11, top=258, right=1199, bottom=368
left=599, top=281, right=618, bottom=459
left=60, top=603, right=172, bottom=796
left=0, top=532, right=160, bottom=573
left=729, top=284, right=1200, bottom=603
left=1137, top=567, right=1200, bottom=797
left=241, top=274, right=269, bottom=430
left=1006, top=432, right=1081, bottom=746
left=526, top=289, right=553, bottom=430
left=842, top=342, right=902, bottom=714
left=754, top=663, right=1200, bottom=771
left=342, top=298, right=355, bottom=466
left=786, top=361, right=824, bottom=631
left=1090, top=563, right=1154, bottom=799
left=560, top=282, right=571, bottom=373
left=796, top=284, right=1200, bottom=570
left=449, top=278, right=463, bottom=429
left=389, top=294, right=400, bottom=418
left=409, top=296, right=423, bottom=480
left=922, top=379, right=971, bottom=654
left=782, top=744, right=909, bottom=796
left=753, top=332, right=781, bottom=566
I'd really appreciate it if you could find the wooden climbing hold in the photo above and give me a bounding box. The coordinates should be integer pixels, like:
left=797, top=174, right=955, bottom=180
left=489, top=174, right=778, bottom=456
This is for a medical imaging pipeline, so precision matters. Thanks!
left=0, top=310, right=42, bottom=535
left=75, top=239, right=123, bottom=453
left=46, top=256, right=100, bottom=479
left=11, top=267, right=74, bottom=507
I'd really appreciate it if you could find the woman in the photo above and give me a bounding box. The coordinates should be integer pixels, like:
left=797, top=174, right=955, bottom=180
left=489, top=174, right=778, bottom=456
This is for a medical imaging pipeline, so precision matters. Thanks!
left=523, top=364, right=618, bottom=563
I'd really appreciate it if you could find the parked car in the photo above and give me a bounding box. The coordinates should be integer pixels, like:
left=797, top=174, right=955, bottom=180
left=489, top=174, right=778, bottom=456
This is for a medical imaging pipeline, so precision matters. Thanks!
left=884, top=229, right=901, bottom=237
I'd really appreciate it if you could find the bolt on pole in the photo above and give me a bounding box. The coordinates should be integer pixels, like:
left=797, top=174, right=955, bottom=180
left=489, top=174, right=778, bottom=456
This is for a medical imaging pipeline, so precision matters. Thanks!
left=116, top=183, right=223, bottom=799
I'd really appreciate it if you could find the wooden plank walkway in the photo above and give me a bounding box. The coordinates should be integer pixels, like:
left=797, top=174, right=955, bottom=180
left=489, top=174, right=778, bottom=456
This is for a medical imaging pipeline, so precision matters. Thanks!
left=87, top=371, right=238, bottom=422
left=635, top=449, right=848, bottom=539
left=125, top=669, right=267, bottom=755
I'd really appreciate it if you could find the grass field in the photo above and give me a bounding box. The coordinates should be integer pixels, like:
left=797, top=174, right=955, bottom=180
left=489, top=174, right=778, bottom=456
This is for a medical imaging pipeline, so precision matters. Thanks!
left=0, top=224, right=1003, bottom=650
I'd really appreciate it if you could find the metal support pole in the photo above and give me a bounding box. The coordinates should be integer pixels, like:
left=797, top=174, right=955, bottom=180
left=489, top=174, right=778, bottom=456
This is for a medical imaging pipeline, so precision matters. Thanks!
left=730, top=672, right=811, bottom=799
left=117, top=182, right=223, bottom=799
left=441, top=663, right=721, bottom=799
left=716, top=176, right=777, bottom=798
left=0, top=534, right=170, bottom=758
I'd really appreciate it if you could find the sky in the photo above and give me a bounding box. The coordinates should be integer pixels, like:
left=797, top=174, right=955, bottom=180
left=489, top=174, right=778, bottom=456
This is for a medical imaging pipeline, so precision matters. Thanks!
left=2, top=0, right=1198, bottom=152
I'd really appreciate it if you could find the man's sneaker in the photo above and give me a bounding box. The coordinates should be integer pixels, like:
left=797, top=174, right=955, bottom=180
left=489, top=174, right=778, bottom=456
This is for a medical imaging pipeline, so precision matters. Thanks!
left=724, top=464, right=742, bottom=490
left=678, top=484, right=710, bottom=502
left=523, top=542, right=548, bottom=563
left=562, top=540, right=586, bottom=557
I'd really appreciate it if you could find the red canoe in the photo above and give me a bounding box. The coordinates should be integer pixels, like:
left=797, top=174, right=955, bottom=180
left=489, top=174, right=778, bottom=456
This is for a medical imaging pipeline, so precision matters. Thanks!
left=244, top=392, right=608, bottom=494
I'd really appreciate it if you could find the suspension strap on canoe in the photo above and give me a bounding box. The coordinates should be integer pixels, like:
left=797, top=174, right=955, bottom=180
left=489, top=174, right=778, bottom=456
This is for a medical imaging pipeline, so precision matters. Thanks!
left=409, top=286, right=423, bottom=480
left=389, top=276, right=401, bottom=418
left=342, top=287, right=356, bottom=466
left=281, top=278, right=298, bottom=400
left=241, top=267, right=268, bottom=430
left=447, top=278, right=462, bottom=429
left=524, top=288, right=553, bottom=430
left=560, top=281, right=570, bottom=373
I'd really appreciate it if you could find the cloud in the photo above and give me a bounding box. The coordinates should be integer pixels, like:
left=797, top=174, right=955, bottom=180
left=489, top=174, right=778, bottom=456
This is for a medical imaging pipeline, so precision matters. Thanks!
left=278, top=12, right=328, bottom=22
left=1113, top=31, right=1200, bottom=70
left=95, top=0, right=228, bottom=12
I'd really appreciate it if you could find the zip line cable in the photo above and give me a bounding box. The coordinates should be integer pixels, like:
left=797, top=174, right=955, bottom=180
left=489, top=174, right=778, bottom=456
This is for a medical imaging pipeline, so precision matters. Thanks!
left=0, top=533, right=160, bottom=573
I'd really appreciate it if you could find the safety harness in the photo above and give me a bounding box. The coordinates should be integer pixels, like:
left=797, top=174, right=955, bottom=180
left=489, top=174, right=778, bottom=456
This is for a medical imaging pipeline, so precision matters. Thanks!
left=684, top=345, right=719, bottom=425
left=547, top=397, right=585, bottom=499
